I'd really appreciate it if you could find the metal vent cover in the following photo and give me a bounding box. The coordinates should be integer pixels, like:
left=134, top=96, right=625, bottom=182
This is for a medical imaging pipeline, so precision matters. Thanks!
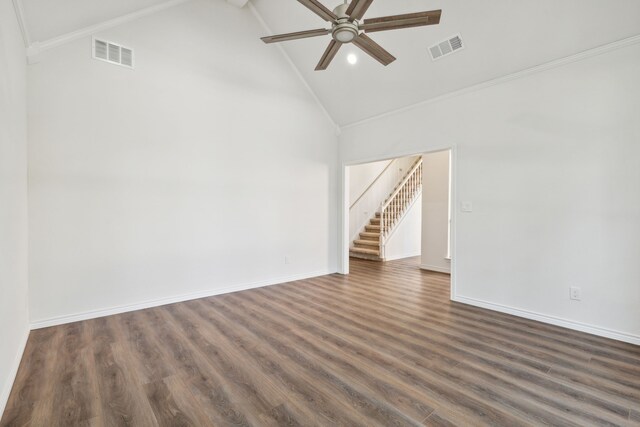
left=428, top=34, right=464, bottom=61
left=93, top=38, right=134, bottom=69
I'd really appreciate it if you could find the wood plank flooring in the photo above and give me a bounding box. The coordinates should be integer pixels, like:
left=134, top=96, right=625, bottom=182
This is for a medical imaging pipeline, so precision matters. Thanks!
left=2, top=257, right=639, bottom=426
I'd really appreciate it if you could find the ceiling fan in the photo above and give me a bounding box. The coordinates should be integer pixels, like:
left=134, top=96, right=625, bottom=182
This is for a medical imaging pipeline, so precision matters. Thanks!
left=260, top=0, right=442, bottom=71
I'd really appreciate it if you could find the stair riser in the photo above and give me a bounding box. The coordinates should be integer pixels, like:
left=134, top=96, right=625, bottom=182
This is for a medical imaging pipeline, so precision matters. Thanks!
left=354, top=244, right=379, bottom=250
left=349, top=246, right=382, bottom=260
left=354, top=239, right=379, bottom=247
left=349, top=252, right=382, bottom=261
left=349, top=248, right=380, bottom=256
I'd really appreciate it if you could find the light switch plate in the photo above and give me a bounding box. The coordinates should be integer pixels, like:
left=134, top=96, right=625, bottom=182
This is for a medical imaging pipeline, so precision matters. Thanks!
left=461, top=201, right=473, bottom=213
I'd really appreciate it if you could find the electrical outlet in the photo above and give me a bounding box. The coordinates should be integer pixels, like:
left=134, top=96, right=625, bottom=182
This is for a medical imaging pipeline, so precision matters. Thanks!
left=570, top=287, right=581, bottom=301
left=284, top=256, right=291, bottom=265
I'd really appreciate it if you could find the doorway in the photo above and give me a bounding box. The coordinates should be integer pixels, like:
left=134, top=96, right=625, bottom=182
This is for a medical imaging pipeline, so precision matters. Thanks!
left=340, top=147, right=456, bottom=297
left=347, top=155, right=423, bottom=263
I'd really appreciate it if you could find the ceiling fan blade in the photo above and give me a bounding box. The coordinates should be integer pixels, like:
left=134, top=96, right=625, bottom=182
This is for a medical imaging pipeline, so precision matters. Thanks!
left=261, top=28, right=330, bottom=44
left=361, top=10, right=441, bottom=33
left=352, top=34, right=396, bottom=66
left=346, top=0, right=374, bottom=21
left=315, top=40, right=342, bottom=71
left=297, top=0, right=338, bottom=22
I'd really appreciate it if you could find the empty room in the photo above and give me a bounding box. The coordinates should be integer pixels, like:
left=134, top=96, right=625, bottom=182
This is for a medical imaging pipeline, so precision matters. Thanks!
left=1, top=0, right=639, bottom=425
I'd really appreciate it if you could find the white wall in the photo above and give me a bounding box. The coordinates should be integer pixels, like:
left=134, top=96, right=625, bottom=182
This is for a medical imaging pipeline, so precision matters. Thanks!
left=384, top=194, right=421, bottom=261
left=421, top=150, right=451, bottom=273
left=340, top=41, right=640, bottom=344
left=349, top=159, right=389, bottom=204
left=27, top=0, right=339, bottom=325
left=0, top=0, right=30, bottom=414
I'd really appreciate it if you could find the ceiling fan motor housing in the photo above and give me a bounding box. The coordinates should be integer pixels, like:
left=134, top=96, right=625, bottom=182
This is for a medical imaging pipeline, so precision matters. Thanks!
left=332, top=3, right=359, bottom=43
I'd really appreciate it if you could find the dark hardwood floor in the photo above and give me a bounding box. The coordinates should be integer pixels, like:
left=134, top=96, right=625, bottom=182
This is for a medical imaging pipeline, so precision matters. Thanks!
left=2, top=257, right=639, bottom=426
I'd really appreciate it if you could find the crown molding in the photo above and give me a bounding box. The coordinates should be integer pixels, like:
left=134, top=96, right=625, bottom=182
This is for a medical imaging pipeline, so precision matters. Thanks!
left=11, top=0, right=30, bottom=47
left=26, top=0, right=191, bottom=58
left=341, top=33, right=640, bottom=130
left=247, top=2, right=339, bottom=133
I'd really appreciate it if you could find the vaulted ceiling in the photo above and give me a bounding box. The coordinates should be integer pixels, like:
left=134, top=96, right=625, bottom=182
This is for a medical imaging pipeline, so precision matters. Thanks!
left=19, top=0, right=640, bottom=126
left=22, top=0, right=170, bottom=42
left=252, top=0, right=640, bottom=125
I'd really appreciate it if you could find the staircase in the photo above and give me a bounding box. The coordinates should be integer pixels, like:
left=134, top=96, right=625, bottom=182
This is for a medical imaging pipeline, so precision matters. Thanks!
left=350, top=157, right=423, bottom=261
left=350, top=212, right=383, bottom=260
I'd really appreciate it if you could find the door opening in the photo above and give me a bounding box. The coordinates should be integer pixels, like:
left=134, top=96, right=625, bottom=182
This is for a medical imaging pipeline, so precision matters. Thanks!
left=341, top=147, right=456, bottom=299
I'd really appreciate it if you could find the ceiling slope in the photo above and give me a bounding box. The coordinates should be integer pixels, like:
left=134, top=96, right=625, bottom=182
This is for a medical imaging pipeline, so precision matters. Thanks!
left=21, top=0, right=176, bottom=42
left=251, top=0, right=640, bottom=126
left=17, top=0, right=640, bottom=126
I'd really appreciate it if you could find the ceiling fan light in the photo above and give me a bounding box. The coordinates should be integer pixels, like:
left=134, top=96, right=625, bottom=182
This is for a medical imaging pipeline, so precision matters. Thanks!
left=335, top=28, right=357, bottom=43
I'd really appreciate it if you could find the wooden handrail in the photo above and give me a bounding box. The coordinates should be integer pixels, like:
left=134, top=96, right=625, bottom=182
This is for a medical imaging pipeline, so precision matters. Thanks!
left=381, top=157, right=422, bottom=212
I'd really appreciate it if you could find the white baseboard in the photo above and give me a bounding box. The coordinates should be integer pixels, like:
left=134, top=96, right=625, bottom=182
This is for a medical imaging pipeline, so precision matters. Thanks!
left=0, top=327, right=30, bottom=417
left=385, top=251, right=421, bottom=262
left=420, top=264, right=451, bottom=274
left=453, top=295, right=640, bottom=346
left=30, top=269, right=335, bottom=330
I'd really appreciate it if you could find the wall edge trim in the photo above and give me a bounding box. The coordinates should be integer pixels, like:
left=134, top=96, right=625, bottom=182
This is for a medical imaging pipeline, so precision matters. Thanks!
left=0, top=327, right=30, bottom=416
left=341, top=33, right=640, bottom=130
left=30, top=269, right=335, bottom=330
left=10, top=0, right=30, bottom=47
left=419, top=264, right=451, bottom=274
left=384, top=251, right=421, bottom=262
left=247, top=2, right=339, bottom=132
left=453, top=295, right=640, bottom=346
left=25, top=0, right=191, bottom=56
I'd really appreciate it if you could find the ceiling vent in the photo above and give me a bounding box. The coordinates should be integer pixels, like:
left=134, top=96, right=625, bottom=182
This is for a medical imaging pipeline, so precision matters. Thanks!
left=93, top=38, right=134, bottom=69
left=428, top=34, right=464, bottom=61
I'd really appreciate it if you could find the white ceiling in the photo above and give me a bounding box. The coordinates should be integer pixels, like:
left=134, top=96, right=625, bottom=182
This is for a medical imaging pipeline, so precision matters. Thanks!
left=19, top=0, right=640, bottom=126
left=22, top=0, right=171, bottom=42
left=251, top=0, right=640, bottom=125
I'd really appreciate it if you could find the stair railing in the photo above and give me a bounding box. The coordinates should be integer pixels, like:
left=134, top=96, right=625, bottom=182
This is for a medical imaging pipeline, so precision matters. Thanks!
left=379, top=158, right=423, bottom=258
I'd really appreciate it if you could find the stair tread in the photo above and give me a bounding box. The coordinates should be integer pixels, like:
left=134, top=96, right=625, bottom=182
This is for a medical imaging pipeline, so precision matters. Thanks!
left=350, top=247, right=380, bottom=255
left=354, top=239, right=379, bottom=247
left=349, top=253, right=382, bottom=261
left=360, top=232, right=380, bottom=238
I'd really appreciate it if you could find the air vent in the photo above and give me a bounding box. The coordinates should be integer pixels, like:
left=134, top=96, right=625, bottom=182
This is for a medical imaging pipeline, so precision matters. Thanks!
left=121, top=48, right=133, bottom=67
left=428, top=34, right=464, bottom=61
left=94, top=40, right=108, bottom=60
left=92, top=38, right=134, bottom=69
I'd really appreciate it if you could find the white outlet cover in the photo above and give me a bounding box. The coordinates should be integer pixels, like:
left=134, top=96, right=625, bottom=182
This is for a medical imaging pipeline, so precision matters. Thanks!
left=570, top=287, right=582, bottom=300
left=461, top=201, right=473, bottom=213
